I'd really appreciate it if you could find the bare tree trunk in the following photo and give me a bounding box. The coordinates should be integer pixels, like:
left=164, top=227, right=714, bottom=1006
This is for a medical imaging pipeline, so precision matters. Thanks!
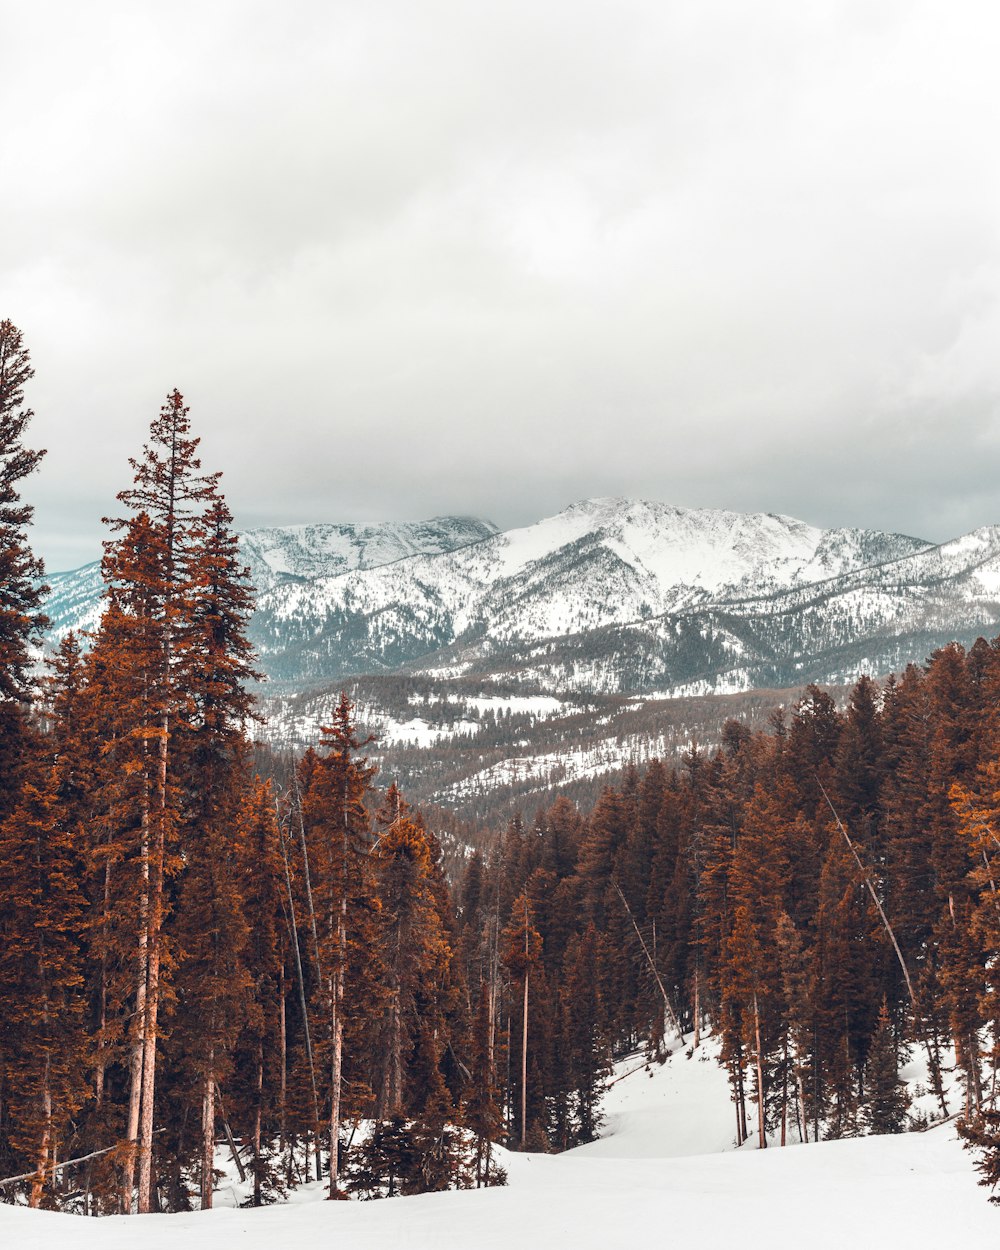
left=123, top=786, right=151, bottom=1213
left=753, top=994, right=766, bottom=1150
left=780, top=1032, right=788, bottom=1147
left=201, top=1067, right=215, bottom=1210
left=925, top=1019, right=949, bottom=1118
left=329, top=992, right=344, bottom=1196
left=137, top=742, right=167, bottom=1216
left=818, top=782, right=916, bottom=1003
left=278, top=964, right=287, bottom=1155
left=294, top=782, right=323, bottom=976
left=253, top=1041, right=264, bottom=1207
left=521, top=970, right=529, bottom=1149
left=734, top=1042, right=748, bottom=1145
left=95, top=861, right=112, bottom=1109
left=137, top=905, right=162, bottom=1213
left=797, top=1068, right=808, bottom=1143
left=612, top=882, right=683, bottom=1040
left=29, top=1060, right=52, bottom=1209
left=328, top=874, right=349, bottom=1198
left=276, top=809, right=321, bottom=1141
left=693, top=967, right=701, bottom=1051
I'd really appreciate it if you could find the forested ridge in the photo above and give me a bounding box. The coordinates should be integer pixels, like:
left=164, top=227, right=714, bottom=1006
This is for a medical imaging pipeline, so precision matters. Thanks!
left=4, top=320, right=1000, bottom=1213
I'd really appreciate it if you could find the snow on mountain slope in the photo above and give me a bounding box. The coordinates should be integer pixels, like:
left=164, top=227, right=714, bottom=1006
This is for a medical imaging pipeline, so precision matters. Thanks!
left=249, top=498, right=932, bottom=685
left=43, top=562, right=104, bottom=636
left=45, top=497, right=1000, bottom=712
left=43, top=515, right=499, bottom=640
left=456, top=498, right=926, bottom=596
left=240, top=516, right=497, bottom=592
left=4, top=1040, right=992, bottom=1250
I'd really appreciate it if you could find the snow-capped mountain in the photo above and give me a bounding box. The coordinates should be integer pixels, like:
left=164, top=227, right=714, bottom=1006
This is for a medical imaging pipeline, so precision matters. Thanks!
left=43, top=513, right=497, bottom=641
left=240, top=516, right=498, bottom=593
left=247, top=498, right=934, bottom=686
left=43, top=498, right=1000, bottom=714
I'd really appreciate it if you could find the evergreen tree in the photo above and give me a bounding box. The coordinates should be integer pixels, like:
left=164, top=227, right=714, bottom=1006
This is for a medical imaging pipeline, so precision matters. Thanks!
left=501, top=893, right=542, bottom=1148
left=959, top=1111, right=1000, bottom=1204
left=560, top=924, right=609, bottom=1145
left=95, top=391, right=228, bottom=1211
left=464, top=981, right=505, bottom=1186
left=0, top=320, right=47, bottom=822
left=0, top=766, right=88, bottom=1206
left=863, top=999, right=910, bottom=1134
left=298, top=692, right=378, bottom=1196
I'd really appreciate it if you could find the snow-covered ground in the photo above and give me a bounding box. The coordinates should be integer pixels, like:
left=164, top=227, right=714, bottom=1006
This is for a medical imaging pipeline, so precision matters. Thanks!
left=5, top=1035, right=997, bottom=1248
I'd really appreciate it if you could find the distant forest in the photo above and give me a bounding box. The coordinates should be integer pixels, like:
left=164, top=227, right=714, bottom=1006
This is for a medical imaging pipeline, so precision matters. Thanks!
left=3, top=319, right=1000, bottom=1213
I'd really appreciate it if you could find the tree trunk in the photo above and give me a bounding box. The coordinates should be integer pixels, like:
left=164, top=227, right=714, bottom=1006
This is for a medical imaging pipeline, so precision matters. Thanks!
left=521, top=971, right=529, bottom=1149
left=201, top=1067, right=215, bottom=1210
left=137, top=920, right=161, bottom=1213
left=123, top=790, right=150, bottom=1213
left=328, top=959, right=345, bottom=1197
left=797, top=1069, right=808, bottom=1143
left=95, top=861, right=112, bottom=1108
left=278, top=965, right=287, bottom=1155
left=253, top=1039, right=265, bottom=1207
left=328, top=867, right=350, bottom=1198
left=693, top=967, right=701, bottom=1051
left=780, top=1032, right=788, bottom=1147
left=137, top=747, right=167, bottom=1216
left=734, top=1043, right=748, bottom=1145
left=753, top=994, right=766, bottom=1150
left=29, top=1059, right=52, bottom=1209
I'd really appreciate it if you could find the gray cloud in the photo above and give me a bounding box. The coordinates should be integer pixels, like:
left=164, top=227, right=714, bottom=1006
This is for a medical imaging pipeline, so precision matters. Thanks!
left=4, top=1, right=1000, bottom=569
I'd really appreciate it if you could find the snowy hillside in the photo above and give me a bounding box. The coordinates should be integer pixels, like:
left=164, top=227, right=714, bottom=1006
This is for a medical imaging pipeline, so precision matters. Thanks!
left=4, top=1038, right=994, bottom=1249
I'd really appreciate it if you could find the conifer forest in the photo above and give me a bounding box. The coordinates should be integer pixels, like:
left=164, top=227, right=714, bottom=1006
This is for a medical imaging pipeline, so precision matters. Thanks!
left=6, top=318, right=1000, bottom=1216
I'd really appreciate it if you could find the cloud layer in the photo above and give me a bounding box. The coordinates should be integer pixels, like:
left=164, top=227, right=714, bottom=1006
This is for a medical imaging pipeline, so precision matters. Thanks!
left=4, top=1, right=1000, bottom=567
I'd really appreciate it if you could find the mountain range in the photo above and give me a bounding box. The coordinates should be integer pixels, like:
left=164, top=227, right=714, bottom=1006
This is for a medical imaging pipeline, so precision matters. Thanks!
left=44, top=497, right=1000, bottom=706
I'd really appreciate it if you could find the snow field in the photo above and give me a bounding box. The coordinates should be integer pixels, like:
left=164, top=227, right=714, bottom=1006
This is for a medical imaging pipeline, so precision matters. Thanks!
left=5, top=1034, right=996, bottom=1249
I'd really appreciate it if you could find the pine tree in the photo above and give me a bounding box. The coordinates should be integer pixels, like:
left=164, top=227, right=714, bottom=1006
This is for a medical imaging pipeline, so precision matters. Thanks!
left=560, top=924, right=609, bottom=1145
left=371, top=788, right=451, bottom=1121
left=0, top=320, right=47, bottom=822
left=298, top=692, right=378, bottom=1196
left=958, top=1111, right=1000, bottom=1204
left=96, top=391, right=224, bottom=1212
left=501, top=893, right=542, bottom=1148
left=863, top=999, right=910, bottom=1134
left=464, top=981, right=505, bottom=1186
left=0, top=765, right=88, bottom=1205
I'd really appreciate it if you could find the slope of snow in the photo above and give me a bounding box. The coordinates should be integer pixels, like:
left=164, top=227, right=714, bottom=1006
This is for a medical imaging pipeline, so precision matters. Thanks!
left=4, top=1039, right=993, bottom=1249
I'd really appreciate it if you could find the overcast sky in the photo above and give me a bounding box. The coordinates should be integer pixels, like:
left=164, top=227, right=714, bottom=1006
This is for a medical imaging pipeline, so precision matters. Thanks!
left=5, top=1, right=1000, bottom=569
